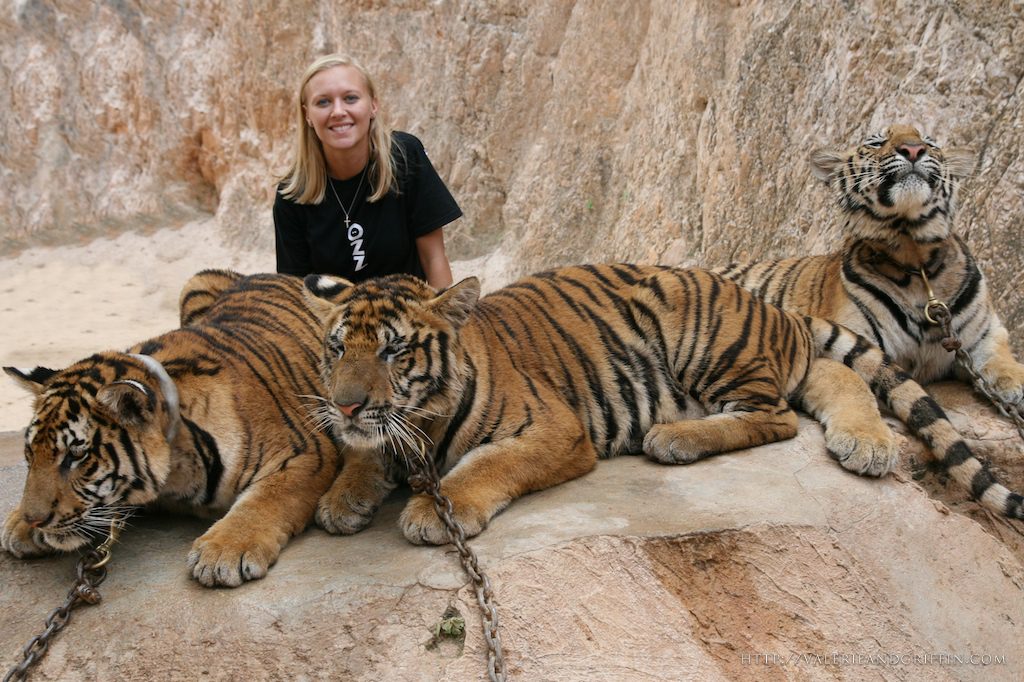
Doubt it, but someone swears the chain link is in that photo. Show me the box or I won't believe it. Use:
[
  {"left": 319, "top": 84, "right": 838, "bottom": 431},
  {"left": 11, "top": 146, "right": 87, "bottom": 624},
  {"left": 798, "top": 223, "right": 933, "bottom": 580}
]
[
  {"left": 4, "top": 521, "right": 121, "bottom": 682},
  {"left": 408, "top": 453, "right": 507, "bottom": 682}
]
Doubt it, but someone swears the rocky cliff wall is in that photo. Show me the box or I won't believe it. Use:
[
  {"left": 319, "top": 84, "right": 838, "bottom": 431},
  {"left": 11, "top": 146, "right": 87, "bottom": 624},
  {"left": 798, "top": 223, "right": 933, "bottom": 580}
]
[{"left": 2, "top": 0, "right": 1022, "bottom": 338}]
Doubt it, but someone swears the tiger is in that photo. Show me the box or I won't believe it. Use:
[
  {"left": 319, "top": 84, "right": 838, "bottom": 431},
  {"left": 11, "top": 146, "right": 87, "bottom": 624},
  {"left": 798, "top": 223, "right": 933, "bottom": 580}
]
[
  {"left": 301, "top": 264, "right": 1023, "bottom": 546},
  {"left": 716, "top": 124, "right": 1024, "bottom": 405},
  {"left": 1, "top": 270, "right": 339, "bottom": 587}
]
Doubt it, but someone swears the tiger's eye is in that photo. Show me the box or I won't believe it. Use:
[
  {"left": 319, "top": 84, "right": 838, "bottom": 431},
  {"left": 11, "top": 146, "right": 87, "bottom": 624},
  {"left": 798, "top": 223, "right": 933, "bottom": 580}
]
[{"left": 61, "top": 448, "right": 88, "bottom": 470}]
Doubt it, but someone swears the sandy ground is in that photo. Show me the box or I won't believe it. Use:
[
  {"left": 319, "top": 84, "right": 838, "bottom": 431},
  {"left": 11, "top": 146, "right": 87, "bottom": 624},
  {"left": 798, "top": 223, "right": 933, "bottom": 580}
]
[{"left": 0, "top": 218, "right": 510, "bottom": 433}]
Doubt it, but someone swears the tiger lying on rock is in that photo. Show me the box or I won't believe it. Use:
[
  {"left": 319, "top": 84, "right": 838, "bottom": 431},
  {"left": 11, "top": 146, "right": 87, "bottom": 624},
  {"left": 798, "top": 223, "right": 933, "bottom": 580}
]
[
  {"left": 1, "top": 271, "right": 339, "bottom": 587},
  {"left": 302, "top": 264, "right": 1023, "bottom": 545},
  {"left": 717, "top": 124, "right": 1024, "bottom": 404}
]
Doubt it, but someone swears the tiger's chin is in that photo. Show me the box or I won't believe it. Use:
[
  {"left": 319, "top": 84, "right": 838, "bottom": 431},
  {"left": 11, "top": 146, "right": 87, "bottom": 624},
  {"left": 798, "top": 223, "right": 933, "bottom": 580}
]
[
  {"left": 328, "top": 407, "right": 433, "bottom": 456},
  {"left": 330, "top": 428, "right": 424, "bottom": 463},
  {"left": 329, "top": 421, "right": 387, "bottom": 450},
  {"left": 886, "top": 176, "right": 933, "bottom": 214},
  {"left": 36, "top": 510, "right": 128, "bottom": 552}
]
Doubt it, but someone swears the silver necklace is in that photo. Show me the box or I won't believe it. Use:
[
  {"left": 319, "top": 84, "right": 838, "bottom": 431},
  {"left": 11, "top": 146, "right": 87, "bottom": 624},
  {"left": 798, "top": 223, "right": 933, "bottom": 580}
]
[{"left": 328, "top": 168, "right": 366, "bottom": 231}]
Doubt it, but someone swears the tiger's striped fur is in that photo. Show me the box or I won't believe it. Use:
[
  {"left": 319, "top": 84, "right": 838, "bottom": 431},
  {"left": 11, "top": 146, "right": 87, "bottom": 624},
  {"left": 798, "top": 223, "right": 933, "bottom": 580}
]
[
  {"left": 717, "top": 124, "right": 1024, "bottom": 402},
  {"left": 303, "top": 264, "right": 1023, "bottom": 545},
  {"left": 1, "top": 271, "right": 339, "bottom": 587}
]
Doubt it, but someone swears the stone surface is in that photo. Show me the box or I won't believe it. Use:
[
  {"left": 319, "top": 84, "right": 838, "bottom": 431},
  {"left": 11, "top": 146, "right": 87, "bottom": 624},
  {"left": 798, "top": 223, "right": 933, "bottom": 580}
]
[
  {"left": 2, "top": 387, "right": 1023, "bottom": 681},
  {"left": 2, "top": 1, "right": 1024, "bottom": 348}
]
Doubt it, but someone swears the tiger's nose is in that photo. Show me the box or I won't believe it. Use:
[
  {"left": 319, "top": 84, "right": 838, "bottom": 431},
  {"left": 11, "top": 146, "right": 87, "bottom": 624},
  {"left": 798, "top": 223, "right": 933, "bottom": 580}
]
[
  {"left": 23, "top": 511, "right": 52, "bottom": 528},
  {"left": 337, "top": 401, "right": 365, "bottom": 417},
  {"left": 334, "top": 386, "right": 368, "bottom": 417},
  {"left": 897, "top": 143, "right": 926, "bottom": 162}
]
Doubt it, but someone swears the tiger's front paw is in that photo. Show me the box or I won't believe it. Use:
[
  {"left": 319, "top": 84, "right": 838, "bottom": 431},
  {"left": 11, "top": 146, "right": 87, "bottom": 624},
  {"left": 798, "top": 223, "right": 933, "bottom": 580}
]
[
  {"left": 399, "top": 494, "right": 487, "bottom": 546},
  {"left": 986, "top": 367, "right": 1024, "bottom": 405},
  {"left": 187, "top": 525, "right": 285, "bottom": 588},
  {"left": 825, "top": 425, "right": 899, "bottom": 477},
  {"left": 1, "top": 508, "right": 51, "bottom": 558},
  {"left": 316, "top": 490, "right": 379, "bottom": 535},
  {"left": 643, "top": 424, "right": 705, "bottom": 464},
  {"left": 315, "top": 453, "right": 395, "bottom": 535}
]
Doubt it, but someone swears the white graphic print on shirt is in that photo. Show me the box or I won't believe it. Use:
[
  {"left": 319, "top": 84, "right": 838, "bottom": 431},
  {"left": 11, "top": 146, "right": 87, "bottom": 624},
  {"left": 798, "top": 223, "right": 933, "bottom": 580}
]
[{"left": 348, "top": 222, "right": 367, "bottom": 271}]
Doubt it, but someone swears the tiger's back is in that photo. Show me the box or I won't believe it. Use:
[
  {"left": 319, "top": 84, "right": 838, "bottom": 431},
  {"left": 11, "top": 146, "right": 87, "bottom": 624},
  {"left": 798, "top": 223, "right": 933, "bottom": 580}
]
[
  {"left": 467, "top": 264, "right": 816, "bottom": 458},
  {"left": 152, "top": 272, "right": 333, "bottom": 507},
  {"left": 717, "top": 254, "right": 845, "bottom": 321}
]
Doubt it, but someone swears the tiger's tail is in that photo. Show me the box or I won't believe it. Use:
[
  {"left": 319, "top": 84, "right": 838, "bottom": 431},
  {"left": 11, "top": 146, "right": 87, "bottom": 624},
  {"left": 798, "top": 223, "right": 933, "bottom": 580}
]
[
  {"left": 179, "top": 269, "right": 245, "bottom": 327},
  {"left": 806, "top": 316, "right": 1024, "bottom": 520}
]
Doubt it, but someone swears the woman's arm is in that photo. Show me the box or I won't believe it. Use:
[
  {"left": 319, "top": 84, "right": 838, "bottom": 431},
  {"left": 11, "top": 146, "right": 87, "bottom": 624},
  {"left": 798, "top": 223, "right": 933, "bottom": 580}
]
[
  {"left": 415, "top": 228, "right": 453, "bottom": 289},
  {"left": 274, "top": 194, "right": 312, "bottom": 276}
]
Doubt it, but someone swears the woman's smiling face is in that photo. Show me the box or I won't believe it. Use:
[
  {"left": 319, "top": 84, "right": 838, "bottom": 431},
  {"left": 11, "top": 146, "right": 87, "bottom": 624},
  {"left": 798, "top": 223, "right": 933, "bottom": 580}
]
[{"left": 304, "top": 65, "right": 379, "bottom": 161}]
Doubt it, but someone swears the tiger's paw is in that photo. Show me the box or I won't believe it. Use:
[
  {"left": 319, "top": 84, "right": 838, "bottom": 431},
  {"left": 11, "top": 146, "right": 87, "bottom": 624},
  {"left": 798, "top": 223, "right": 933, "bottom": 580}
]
[
  {"left": 399, "top": 494, "right": 486, "bottom": 546},
  {"left": 825, "top": 426, "right": 899, "bottom": 477},
  {"left": 643, "top": 424, "right": 705, "bottom": 464},
  {"left": 315, "top": 454, "right": 395, "bottom": 535},
  {"left": 315, "top": 490, "right": 378, "bottom": 535},
  {"left": 987, "top": 368, "right": 1024, "bottom": 405},
  {"left": 0, "top": 508, "right": 51, "bottom": 558},
  {"left": 187, "top": 527, "right": 283, "bottom": 588}
]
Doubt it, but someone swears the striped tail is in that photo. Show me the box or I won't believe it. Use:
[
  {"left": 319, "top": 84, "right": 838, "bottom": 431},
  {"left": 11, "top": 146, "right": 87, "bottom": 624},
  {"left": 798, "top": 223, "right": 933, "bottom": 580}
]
[{"left": 806, "top": 316, "right": 1024, "bottom": 521}]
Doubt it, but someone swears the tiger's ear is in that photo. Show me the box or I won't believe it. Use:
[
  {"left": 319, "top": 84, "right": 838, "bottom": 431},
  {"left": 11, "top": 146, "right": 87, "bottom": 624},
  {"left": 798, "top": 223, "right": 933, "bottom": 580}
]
[
  {"left": 4, "top": 366, "right": 57, "bottom": 396},
  {"left": 428, "top": 277, "right": 480, "bottom": 329},
  {"left": 97, "top": 380, "right": 155, "bottom": 428},
  {"left": 943, "top": 147, "right": 976, "bottom": 178},
  {"left": 809, "top": 149, "right": 846, "bottom": 182},
  {"left": 303, "top": 274, "right": 354, "bottom": 321}
]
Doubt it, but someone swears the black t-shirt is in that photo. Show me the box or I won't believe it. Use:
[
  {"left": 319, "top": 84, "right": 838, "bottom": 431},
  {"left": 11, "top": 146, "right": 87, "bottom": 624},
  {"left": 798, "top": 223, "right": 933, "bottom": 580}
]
[{"left": 274, "top": 131, "right": 462, "bottom": 280}]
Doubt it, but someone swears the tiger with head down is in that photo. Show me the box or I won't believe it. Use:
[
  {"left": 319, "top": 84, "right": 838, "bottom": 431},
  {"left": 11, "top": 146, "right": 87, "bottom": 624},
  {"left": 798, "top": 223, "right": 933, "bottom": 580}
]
[
  {"left": 2, "top": 271, "right": 339, "bottom": 587},
  {"left": 718, "top": 124, "right": 1024, "bottom": 403},
  {"left": 302, "top": 264, "right": 1023, "bottom": 545}
]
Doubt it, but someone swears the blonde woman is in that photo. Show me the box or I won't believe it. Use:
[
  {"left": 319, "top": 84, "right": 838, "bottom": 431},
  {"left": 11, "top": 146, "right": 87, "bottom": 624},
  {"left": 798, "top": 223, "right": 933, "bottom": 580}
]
[{"left": 275, "top": 54, "right": 460, "bottom": 288}]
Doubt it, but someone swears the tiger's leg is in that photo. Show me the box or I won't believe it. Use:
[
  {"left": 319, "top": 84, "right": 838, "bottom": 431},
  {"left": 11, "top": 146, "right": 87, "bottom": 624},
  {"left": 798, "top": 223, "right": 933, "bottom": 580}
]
[
  {"left": 975, "top": 326, "right": 1024, "bottom": 404},
  {"left": 399, "top": 414, "right": 597, "bottom": 545},
  {"left": 316, "top": 446, "right": 397, "bottom": 534},
  {"left": 797, "top": 358, "right": 898, "bottom": 476},
  {"left": 187, "top": 459, "right": 337, "bottom": 587},
  {"left": 643, "top": 398, "right": 799, "bottom": 464}
]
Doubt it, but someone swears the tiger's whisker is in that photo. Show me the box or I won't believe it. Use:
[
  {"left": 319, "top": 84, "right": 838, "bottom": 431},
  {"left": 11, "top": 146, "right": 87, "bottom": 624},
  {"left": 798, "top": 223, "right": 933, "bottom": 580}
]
[
  {"left": 392, "top": 412, "right": 432, "bottom": 446},
  {"left": 398, "top": 403, "right": 453, "bottom": 419}
]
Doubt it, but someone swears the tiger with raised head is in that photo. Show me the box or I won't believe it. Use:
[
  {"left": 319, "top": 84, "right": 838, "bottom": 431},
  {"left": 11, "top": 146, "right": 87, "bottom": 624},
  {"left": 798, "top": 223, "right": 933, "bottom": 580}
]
[
  {"left": 302, "top": 264, "right": 1023, "bottom": 545},
  {"left": 717, "top": 124, "right": 1024, "bottom": 403},
  {"left": 1, "top": 271, "right": 339, "bottom": 587}
]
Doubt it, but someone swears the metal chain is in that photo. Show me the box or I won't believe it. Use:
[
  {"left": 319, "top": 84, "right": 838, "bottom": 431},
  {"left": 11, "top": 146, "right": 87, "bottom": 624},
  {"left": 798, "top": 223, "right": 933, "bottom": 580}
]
[
  {"left": 920, "top": 268, "right": 1024, "bottom": 442},
  {"left": 407, "top": 452, "right": 507, "bottom": 682},
  {"left": 4, "top": 521, "right": 121, "bottom": 682},
  {"left": 926, "top": 301, "right": 1024, "bottom": 441}
]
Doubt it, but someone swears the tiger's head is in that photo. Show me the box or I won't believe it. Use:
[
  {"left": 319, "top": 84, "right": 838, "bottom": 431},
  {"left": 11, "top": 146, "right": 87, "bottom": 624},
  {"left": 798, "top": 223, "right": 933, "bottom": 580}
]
[
  {"left": 3, "top": 354, "right": 179, "bottom": 552},
  {"left": 302, "top": 274, "right": 480, "bottom": 457},
  {"left": 810, "top": 125, "right": 975, "bottom": 243}
]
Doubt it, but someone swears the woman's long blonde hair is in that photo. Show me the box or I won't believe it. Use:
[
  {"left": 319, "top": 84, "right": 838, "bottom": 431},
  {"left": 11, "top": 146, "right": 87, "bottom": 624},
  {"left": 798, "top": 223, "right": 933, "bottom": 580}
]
[{"left": 279, "top": 54, "right": 398, "bottom": 204}]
